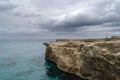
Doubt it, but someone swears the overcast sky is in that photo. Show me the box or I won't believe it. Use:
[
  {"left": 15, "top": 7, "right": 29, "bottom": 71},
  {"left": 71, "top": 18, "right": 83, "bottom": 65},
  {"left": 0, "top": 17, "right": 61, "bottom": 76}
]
[{"left": 0, "top": 0, "right": 120, "bottom": 39}]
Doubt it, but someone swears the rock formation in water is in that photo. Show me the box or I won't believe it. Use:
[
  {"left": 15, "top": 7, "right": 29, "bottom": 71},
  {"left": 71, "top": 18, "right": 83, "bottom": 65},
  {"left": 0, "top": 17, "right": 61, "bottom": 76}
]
[{"left": 44, "top": 39, "right": 120, "bottom": 80}]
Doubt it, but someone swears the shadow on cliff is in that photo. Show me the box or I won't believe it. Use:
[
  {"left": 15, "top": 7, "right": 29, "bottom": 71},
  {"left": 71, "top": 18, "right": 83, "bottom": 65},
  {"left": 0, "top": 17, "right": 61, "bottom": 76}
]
[{"left": 45, "top": 59, "right": 85, "bottom": 80}]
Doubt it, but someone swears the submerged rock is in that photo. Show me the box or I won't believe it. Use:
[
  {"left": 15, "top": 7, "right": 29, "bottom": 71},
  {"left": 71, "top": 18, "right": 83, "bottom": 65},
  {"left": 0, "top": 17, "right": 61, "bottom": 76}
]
[{"left": 44, "top": 39, "right": 120, "bottom": 80}]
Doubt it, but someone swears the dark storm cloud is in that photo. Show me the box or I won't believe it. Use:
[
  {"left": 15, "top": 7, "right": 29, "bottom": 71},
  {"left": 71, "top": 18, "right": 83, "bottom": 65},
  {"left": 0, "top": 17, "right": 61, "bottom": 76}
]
[{"left": 42, "top": 12, "right": 120, "bottom": 32}]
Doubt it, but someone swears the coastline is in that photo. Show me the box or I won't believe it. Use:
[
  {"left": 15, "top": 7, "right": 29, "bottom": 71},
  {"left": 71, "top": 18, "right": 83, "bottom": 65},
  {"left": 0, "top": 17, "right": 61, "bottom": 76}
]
[{"left": 44, "top": 38, "right": 120, "bottom": 80}]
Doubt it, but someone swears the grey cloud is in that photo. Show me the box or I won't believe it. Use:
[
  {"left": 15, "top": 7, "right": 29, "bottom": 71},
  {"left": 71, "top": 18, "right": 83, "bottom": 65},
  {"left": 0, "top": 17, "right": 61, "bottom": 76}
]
[
  {"left": 42, "top": 12, "right": 120, "bottom": 32},
  {"left": 13, "top": 12, "right": 41, "bottom": 17},
  {"left": 114, "top": 1, "right": 120, "bottom": 14},
  {"left": 104, "top": 21, "right": 120, "bottom": 27},
  {"left": 39, "top": 0, "right": 120, "bottom": 33},
  {"left": 0, "top": 0, "right": 9, "bottom": 2},
  {"left": 1, "top": 0, "right": 120, "bottom": 39},
  {"left": 0, "top": 1, "right": 17, "bottom": 11}
]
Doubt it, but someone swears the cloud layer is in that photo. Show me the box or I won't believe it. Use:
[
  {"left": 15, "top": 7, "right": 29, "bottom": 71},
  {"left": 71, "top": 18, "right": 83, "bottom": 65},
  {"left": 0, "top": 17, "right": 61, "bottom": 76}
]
[
  {"left": 0, "top": 0, "right": 17, "bottom": 11},
  {"left": 0, "top": 0, "right": 120, "bottom": 39}
]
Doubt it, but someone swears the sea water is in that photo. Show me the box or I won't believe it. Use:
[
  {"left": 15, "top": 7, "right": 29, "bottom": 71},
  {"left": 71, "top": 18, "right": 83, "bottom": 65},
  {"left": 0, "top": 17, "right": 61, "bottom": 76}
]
[{"left": 0, "top": 39, "right": 83, "bottom": 80}]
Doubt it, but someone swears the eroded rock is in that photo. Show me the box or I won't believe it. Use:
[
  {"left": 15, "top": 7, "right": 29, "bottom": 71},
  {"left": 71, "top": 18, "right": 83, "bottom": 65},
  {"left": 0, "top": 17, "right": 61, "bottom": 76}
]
[{"left": 44, "top": 39, "right": 120, "bottom": 80}]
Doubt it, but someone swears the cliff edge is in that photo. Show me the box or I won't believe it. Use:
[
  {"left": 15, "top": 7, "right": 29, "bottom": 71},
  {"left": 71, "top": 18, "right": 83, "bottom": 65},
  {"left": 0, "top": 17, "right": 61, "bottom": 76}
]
[{"left": 44, "top": 39, "right": 120, "bottom": 80}]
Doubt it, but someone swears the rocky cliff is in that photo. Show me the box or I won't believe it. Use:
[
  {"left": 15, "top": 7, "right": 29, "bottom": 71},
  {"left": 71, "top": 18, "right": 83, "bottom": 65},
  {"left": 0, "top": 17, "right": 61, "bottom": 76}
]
[{"left": 44, "top": 39, "right": 120, "bottom": 80}]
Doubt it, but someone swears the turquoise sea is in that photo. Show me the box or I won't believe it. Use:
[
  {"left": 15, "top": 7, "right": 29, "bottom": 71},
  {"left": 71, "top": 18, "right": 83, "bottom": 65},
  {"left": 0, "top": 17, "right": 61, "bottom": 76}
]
[{"left": 0, "top": 39, "right": 84, "bottom": 80}]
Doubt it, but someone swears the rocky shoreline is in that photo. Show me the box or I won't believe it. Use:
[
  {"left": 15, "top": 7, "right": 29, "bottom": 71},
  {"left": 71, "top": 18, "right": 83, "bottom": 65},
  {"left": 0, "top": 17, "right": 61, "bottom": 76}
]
[{"left": 44, "top": 39, "right": 120, "bottom": 80}]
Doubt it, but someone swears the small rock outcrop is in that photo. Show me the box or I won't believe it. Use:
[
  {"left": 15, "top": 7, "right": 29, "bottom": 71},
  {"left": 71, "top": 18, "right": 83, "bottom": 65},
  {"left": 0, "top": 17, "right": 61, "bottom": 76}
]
[{"left": 44, "top": 39, "right": 120, "bottom": 80}]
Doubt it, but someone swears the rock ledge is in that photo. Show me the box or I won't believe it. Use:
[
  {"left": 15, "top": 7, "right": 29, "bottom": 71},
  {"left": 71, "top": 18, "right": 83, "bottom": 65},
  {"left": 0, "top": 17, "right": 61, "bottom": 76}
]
[{"left": 44, "top": 39, "right": 120, "bottom": 80}]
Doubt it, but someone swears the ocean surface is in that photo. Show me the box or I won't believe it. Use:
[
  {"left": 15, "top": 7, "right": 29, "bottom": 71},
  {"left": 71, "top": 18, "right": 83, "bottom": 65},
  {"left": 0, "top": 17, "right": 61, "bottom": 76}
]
[{"left": 0, "top": 39, "right": 84, "bottom": 80}]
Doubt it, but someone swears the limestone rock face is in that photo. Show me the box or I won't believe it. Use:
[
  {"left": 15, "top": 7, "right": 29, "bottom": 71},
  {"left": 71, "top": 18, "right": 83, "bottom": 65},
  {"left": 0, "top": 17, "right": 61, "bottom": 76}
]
[{"left": 44, "top": 39, "right": 120, "bottom": 80}]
